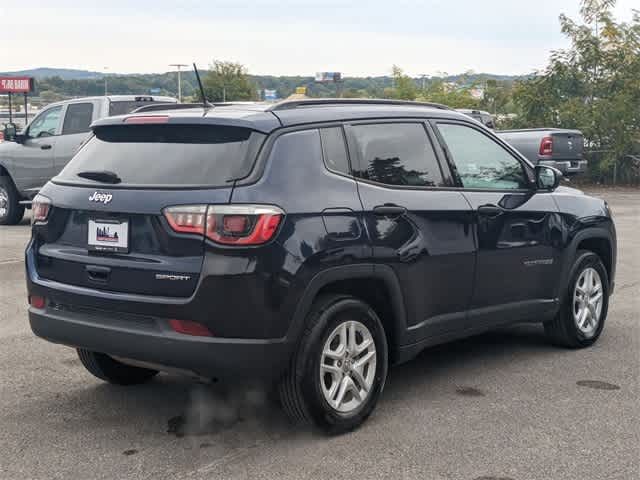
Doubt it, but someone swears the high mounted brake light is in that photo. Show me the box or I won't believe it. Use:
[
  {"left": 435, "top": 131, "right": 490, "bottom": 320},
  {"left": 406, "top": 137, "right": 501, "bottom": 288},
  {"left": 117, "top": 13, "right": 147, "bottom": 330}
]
[
  {"left": 124, "top": 115, "right": 169, "bottom": 124},
  {"left": 163, "top": 204, "right": 284, "bottom": 246}
]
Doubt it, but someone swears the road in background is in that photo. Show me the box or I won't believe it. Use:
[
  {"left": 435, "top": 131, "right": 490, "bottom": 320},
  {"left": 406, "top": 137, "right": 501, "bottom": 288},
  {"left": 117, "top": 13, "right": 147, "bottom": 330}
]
[{"left": 1, "top": 190, "right": 638, "bottom": 480}]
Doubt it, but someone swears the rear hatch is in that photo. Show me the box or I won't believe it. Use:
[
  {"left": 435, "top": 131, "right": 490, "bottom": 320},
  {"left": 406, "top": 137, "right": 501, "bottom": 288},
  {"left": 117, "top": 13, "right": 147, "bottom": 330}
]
[
  {"left": 550, "top": 131, "right": 583, "bottom": 160},
  {"left": 34, "top": 121, "right": 265, "bottom": 297}
]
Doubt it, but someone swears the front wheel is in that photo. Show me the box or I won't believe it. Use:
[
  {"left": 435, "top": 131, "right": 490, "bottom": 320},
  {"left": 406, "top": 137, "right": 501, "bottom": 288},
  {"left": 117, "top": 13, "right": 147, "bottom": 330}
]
[
  {"left": 0, "top": 176, "right": 25, "bottom": 225},
  {"left": 279, "top": 295, "right": 388, "bottom": 434},
  {"left": 544, "top": 250, "right": 609, "bottom": 348}
]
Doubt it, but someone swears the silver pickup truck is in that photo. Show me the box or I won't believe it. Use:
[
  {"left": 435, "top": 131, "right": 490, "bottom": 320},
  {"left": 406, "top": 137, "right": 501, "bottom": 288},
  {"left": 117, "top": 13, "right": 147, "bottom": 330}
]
[{"left": 0, "top": 95, "right": 176, "bottom": 224}]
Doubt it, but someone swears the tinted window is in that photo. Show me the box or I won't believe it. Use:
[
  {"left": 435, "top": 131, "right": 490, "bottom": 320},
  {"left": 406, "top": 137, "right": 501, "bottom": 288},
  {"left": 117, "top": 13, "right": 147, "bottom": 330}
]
[
  {"left": 62, "top": 103, "right": 94, "bottom": 135},
  {"left": 57, "top": 125, "right": 265, "bottom": 187},
  {"left": 28, "top": 106, "right": 62, "bottom": 138},
  {"left": 109, "top": 101, "right": 171, "bottom": 116},
  {"left": 320, "top": 127, "right": 349, "bottom": 175},
  {"left": 437, "top": 123, "right": 528, "bottom": 190},
  {"left": 351, "top": 123, "right": 444, "bottom": 187}
]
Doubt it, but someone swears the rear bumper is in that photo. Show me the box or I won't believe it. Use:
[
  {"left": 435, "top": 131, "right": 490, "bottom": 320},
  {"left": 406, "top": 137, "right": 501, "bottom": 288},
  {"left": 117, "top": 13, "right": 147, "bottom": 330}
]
[
  {"left": 25, "top": 242, "right": 293, "bottom": 380},
  {"left": 28, "top": 305, "right": 291, "bottom": 380},
  {"left": 539, "top": 159, "right": 588, "bottom": 175}
]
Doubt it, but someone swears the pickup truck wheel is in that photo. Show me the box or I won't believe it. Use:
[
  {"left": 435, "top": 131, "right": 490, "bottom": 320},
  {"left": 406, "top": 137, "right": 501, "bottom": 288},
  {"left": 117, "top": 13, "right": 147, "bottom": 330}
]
[
  {"left": 0, "top": 176, "right": 25, "bottom": 225},
  {"left": 544, "top": 250, "right": 609, "bottom": 348},
  {"left": 278, "top": 294, "right": 388, "bottom": 434},
  {"left": 77, "top": 349, "right": 158, "bottom": 385}
]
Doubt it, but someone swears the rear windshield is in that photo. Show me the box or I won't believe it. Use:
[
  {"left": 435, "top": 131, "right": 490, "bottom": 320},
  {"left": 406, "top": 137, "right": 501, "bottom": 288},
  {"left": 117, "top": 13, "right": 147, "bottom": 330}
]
[
  {"left": 56, "top": 125, "right": 265, "bottom": 187},
  {"left": 109, "top": 101, "right": 172, "bottom": 116}
]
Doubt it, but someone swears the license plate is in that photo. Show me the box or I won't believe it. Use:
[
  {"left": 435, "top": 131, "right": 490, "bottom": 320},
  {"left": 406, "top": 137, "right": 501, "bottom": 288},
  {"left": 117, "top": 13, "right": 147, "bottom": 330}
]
[{"left": 88, "top": 219, "right": 129, "bottom": 253}]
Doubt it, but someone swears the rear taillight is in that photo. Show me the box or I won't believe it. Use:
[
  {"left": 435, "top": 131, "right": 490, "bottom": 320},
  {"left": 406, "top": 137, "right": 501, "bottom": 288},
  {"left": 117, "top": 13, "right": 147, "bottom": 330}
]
[
  {"left": 163, "top": 204, "right": 284, "bottom": 246},
  {"left": 163, "top": 205, "right": 207, "bottom": 235},
  {"left": 31, "top": 194, "right": 51, "bottom": 224},
  {"left": 539, "top": 136, "right": 553, "bottom": 156}
]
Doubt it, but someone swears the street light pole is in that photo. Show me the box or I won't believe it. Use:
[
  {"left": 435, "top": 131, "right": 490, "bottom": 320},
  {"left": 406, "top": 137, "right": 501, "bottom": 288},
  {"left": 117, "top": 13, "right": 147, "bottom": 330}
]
[{"left": 169, "top": 64, "right": 187, "bottom": 102}]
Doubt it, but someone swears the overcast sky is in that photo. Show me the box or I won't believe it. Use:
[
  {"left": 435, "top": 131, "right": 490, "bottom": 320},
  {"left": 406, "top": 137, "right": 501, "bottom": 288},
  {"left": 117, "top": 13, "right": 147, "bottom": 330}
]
[{"left": 3, "top": 0, "right": 637, "bottom": 76}]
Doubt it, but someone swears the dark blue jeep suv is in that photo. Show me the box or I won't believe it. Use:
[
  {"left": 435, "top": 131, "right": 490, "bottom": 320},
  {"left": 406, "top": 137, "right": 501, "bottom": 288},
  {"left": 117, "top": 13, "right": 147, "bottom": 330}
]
[{"left": 26, "top": 99, "right": 616, "bottom": 432}]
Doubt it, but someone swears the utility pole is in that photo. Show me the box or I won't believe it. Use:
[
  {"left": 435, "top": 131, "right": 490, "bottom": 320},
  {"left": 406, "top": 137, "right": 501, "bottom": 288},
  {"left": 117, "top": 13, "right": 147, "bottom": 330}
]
[
  {"left": 104, "top": 67, "right": 109, "bottom": 96},
  {"left": 420, "top": 74, "right": 427, "bottom": 91},
  {"left": 169, "top": 64, "right": 187, "bottom": 102}
]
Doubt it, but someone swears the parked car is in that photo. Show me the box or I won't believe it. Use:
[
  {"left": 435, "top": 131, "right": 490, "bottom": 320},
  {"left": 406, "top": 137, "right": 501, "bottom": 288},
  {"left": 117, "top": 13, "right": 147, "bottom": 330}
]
[
  {"left": 456, "top": 109, "right": 496, "bottom": 129},
  {"left": 496, "top": 128, "right": 587, "bottom": 176},
  {"left": 26, "top": 99, "right": 616, "bottom": 433},
  {"left": 0, "top": 95, "right": 177, "bottom": 224}
]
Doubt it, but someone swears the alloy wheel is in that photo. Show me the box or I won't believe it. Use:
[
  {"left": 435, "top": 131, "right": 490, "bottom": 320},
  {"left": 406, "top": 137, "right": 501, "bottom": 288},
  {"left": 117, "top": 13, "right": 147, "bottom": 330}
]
[{"left": 320, "top": 320, "right": 377, "bottom": 413}]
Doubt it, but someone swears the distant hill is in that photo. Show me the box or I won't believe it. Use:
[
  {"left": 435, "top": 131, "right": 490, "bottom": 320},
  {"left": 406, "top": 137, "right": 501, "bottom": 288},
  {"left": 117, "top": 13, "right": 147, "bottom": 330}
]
[
  {"left": 0, "top": 68, "right": 108, "bottom": 80},
  {"left": 0, "top": 68, "right": 526, "bottom": 104},
  {"left": 1, "top": 68, "right": 524, "bottom": 83}
]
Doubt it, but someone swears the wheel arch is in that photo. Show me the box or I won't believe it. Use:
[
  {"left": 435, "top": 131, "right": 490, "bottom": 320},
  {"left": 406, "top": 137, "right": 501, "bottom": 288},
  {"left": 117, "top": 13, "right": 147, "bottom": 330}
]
[
  {"left": 557, "top": 227, "right": 615, "bottom": 298},
  {"left": 287, "top": 264, "right": 407, "bottom": 364}
]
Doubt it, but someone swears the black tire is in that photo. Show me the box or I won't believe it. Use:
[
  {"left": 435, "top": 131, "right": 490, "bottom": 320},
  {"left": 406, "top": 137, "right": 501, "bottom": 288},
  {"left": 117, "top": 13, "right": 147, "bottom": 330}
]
[
  {"left": 77, "top": 349, "right": 158, "bottom": 385},
  {"left": 278, "top": 294, "right": 389, "bottom": 434},
  {"left": 544, "top": 250, "right": 609, "bottom": 348},
  {"left": 0, "top": 175, "right": 25, "bottom": 225}
]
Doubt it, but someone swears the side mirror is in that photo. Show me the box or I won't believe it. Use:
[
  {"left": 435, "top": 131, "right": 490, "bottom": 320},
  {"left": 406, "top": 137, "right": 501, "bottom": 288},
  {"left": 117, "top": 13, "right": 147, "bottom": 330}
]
[
  {"left": 535, "top": 165, "right": 562, "bottom": 191},
  {"left": 2, "top": 123, "right": 17, "bottom": 142}
]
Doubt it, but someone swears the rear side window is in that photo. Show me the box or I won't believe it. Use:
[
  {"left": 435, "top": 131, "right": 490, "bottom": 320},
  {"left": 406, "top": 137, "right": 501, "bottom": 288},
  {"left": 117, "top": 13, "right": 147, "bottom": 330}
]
[
  {"left": 351, "top": 123, "right": 444, "bottom": 187},
  {"left": 320, "top": 127, "right": 350, "bottom": 175},
  {"left": 62, "top": 103, "right": 94, "bottom": 135},
  {"left": 57, "top": 125, "right": 265, "bottom": 187}
]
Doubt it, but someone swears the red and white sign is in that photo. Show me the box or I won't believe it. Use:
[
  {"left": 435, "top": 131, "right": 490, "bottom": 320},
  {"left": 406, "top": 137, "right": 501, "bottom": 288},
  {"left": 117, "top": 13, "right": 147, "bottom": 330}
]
[{"left": 0, "top": 76, "right": 33, "bottom": 93}]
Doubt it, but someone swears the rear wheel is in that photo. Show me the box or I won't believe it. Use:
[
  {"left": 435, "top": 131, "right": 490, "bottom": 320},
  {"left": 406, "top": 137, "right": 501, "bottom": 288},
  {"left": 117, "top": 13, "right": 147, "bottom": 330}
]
[
  {"left": 544, "top": 250, "right": 609, "bottom": 348},
  {"left": 77, "top": 349, "right": 158, "bottom": 385},
  {"left": 279, "top": 295, "right": 388, "bottom": 434},
  {"left": 0, "top": 176, "right": 25, "bottom": 225}
]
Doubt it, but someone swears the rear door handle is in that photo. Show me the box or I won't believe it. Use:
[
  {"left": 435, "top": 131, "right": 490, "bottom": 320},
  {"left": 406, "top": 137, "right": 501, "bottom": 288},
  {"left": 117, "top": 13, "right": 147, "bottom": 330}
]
[
  {"left": 40, "top": 144, "right": 52, "bottom": 150},
  {"left": 373, "top": 204, "right": 407, "bottom": 216},
  {"left": 478, "top": 204, "right": 504, "bottom": 218}
]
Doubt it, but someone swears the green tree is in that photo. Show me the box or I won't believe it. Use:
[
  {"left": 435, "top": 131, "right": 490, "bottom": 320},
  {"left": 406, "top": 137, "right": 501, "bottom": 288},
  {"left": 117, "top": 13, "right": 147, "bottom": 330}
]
[
  {"left": 512, "top": 1, "right": 640, "bottom": 183},
  {"left": 202, "top": 60, "right": 256, "bottom": 102},
  {"left": 417, "top": 75, "right": 480, "bottom": 109},
  {"left": 388, "top": 65, "right": 418, "bottom": 100}
]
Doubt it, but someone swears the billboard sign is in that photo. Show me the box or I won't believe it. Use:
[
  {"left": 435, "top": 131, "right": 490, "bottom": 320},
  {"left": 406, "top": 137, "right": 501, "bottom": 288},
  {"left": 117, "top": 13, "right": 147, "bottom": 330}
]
[
  {"left": 263, "top": 89, "right": 278, "bottom": 101},
  {"left": 315, "top": 72, "right": 342, "bottom": 83},
  {"left": 0, "top": 77, "right": 34, "bottom": 94}
]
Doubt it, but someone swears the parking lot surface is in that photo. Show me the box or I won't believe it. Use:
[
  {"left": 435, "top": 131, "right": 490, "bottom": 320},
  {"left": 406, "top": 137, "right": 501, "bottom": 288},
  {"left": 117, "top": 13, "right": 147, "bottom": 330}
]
[{"left": 1, "top": 189, "right": 638, "bottom": 480}]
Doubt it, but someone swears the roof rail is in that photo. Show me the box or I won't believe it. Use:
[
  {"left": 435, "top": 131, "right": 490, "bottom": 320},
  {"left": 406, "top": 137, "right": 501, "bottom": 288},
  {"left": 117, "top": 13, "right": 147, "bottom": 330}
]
[
  {"left": 131, "top": 103, "right": 206, "bottom": 113},
  {"left": 267, "top": 98, "right": 450, "bottom": 111}
]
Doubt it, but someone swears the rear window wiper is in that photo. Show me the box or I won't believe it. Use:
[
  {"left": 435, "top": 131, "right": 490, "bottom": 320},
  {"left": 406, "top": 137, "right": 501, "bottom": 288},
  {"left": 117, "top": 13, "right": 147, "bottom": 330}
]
[{"left": 76, "top": 170, "right": 122, "bottom": 184}]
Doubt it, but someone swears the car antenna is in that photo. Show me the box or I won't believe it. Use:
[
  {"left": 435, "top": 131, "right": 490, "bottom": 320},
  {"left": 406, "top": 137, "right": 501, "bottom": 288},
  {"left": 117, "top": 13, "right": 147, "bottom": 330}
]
[{"left": 193, "top": 63, "right": 213, "bottom": 109}]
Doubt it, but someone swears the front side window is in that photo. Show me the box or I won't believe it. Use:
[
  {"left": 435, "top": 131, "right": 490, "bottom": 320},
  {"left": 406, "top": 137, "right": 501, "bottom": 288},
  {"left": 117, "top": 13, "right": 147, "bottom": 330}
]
[
  {"left": 28, "top": 106, "right": 63, "bottom": 138},
  {"left": 62, "top": 103, "right": 94, "bottom": 135},
  {"left": 437, "top": 123, "right": 528, "bottom": 190},
  {"left": 351, "top": 123, "right": 444, "bottom": 187}
]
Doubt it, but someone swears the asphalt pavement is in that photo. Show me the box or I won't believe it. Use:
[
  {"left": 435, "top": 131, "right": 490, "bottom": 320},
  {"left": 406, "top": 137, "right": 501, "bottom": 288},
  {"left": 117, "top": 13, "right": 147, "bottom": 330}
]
[{"left": 1, "top": 189, "right": 638, "bottom": 480}]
